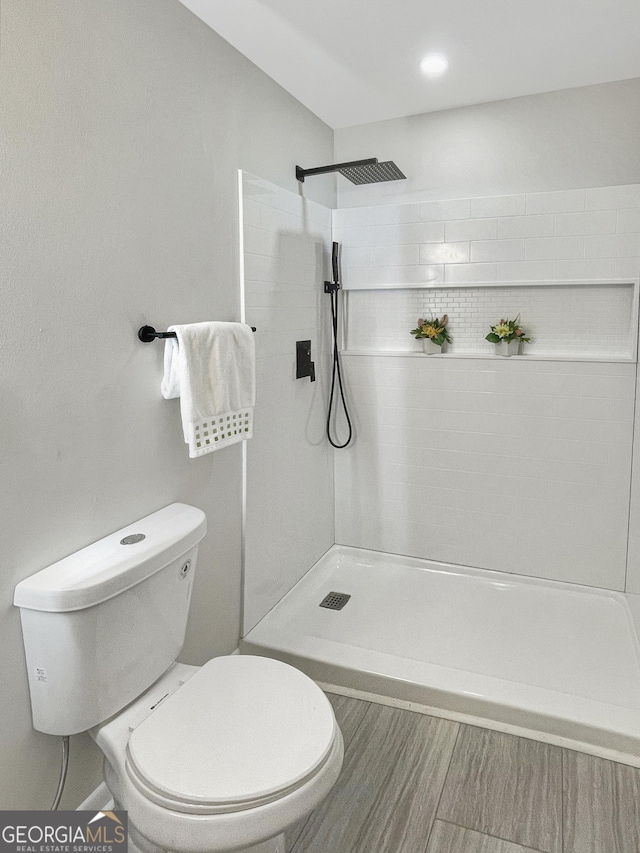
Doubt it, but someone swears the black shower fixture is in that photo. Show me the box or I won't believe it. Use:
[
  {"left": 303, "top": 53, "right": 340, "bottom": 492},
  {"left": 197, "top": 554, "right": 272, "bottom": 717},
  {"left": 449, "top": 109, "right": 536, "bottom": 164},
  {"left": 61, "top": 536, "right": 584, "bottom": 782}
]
[
  {"left": 325, "top": 241, "right": 353, "bottom": 449},
  {"left": 296, "top": 158, "right": 406, "bottom": 185}
]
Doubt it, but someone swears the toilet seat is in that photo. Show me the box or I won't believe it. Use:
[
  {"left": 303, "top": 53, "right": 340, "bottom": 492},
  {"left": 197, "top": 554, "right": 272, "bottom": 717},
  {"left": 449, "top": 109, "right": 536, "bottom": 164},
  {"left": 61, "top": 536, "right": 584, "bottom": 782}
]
[{"left": 125, "top": 655, "right": 338, "bottom": 816}]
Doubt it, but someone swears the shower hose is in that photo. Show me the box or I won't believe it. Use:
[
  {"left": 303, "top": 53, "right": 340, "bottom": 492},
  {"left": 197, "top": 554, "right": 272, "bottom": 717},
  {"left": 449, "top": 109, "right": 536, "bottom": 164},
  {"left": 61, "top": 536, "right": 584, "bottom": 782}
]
[{"left": 326, "top": 277, "right": 353, "bottom": 449}]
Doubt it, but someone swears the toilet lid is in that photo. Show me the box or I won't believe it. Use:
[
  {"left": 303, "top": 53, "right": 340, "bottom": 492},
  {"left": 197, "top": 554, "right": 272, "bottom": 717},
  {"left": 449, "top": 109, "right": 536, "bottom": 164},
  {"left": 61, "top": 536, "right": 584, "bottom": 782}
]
[{"left": 125, "top": 655, "right": 337, "bottom": 813}]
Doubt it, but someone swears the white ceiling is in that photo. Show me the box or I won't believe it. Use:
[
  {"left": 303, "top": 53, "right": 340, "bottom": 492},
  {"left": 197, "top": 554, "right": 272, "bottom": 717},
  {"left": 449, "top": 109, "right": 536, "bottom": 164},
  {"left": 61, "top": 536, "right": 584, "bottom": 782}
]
[{"left": 178, "top": 0, "right": 640, "bottom": 129}]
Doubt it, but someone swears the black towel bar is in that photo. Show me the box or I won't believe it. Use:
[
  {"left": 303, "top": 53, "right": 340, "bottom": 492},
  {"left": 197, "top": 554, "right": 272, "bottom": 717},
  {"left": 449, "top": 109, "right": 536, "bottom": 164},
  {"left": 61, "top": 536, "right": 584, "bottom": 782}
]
[{"left": 138, "top": 324, "right": 256, "bottom": 342}]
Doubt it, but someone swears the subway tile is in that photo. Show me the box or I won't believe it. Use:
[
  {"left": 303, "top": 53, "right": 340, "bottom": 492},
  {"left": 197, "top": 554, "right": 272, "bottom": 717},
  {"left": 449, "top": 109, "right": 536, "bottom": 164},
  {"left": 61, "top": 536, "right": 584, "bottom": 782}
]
[
  {"left": 244, "top": 284, "right": 317, "bottom": 310},
  {"left": 243, "top": 180, "right": 280, "bottom": 208},
  {"left": 420, "top": 242, "right": 470, "bottom": 264},
  {"left": 244, "top": 252, "right": 276, "bottom": 282},
  {"left": 496, "top": 260, "right": 555, "bottom": 281},
  {"left": 525, "top": 236, "right": 584, "bottom": 260},
  {"left": 395, "top": 221, "right": 445, "bottom": 244},
  {"left": 336, "top": 203, "right": 424, "bottom": 227},
  {"left": 420, "top": 198, "right": 471, "bottom": 221},
  {"left": 304, "top": 199, "right": 331, "bottom": 227},
  {"left": 369, "top": 202, "right": 422, "bottom": 225},
  {"left": 243, "top": 225, "right": 279, "bottom": 257},
  {"left": 333, "top": 207, "right": 376, "bottom": 229},
  {"left": 347, "top": 224, "right": 397, "bottom": 247},
  {"left": 445, "top": 218, "right": 498, "bottom": 241},
  {"left": 247, "top": 305, "right": 317, "bottom": 333},
  {"left": 395, "top": 264, "right": 445, "bottom": 284},
  {"left": 471, "top": 194, "right": 526, "bottom": 218},
  {"left": 586, "top": 183, "right": 640, "bottom": 210},
  {"left": 555, "top": 210, "right": 617, "bottom": 236},
  {"left": 553, "top": 259, "right": 617, "bottom": 280},
  {"left": 497, "top": 214, "right": 555, "bottom": 239},
  {"left": 242, "top": 175, "right": 269, "bottom": 198},
  {"left": 526, "top": 188, "right": 586, "bottom": 214},
  {"left": 347, "top": 264, "right": 444, "bottom": 287},
  {"left": 347, "top": 265, "right": 399, "bottom": 286},
  {"left": 584, "top": 233, "right": 640, "bottom": 258},
  {"left": 242, "top": 198, "right": 263, "bottom": 228},
  {"left": 371, "top": 244, "right": 420, "bottom": 266},
  {"left": 444, "top": 262, "right": 497, "bottom": 282},
  {"left": 344, "top": 279, "right": 634, "bottom": 357},
  {"left": 260, "top": 203, "right": 305, "bottom": 235},
  {"left": 331, "top": 208, "right": 351, "bottom": 233},
  {"left": 278, "top": 190, "right": 305, "bottom": 217},
  {"left": 342, "top": 247, "right": 372, "bottom": 268},
  {"left": 470, "top": 239, "right": 525, "bottom": 263}
]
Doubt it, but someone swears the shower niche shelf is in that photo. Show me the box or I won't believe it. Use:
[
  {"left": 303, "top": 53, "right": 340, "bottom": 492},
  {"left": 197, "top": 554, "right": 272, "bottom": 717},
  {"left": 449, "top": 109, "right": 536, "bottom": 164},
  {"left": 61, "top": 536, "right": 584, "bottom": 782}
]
[
  {"left": 341, "top": 278, "right": 639, "bottom": 364},
  {"left": 340, "top": 350, "right": 637, "bottom": 364},
  {"left": 340, "top": 278, "right": 637, "bottom": 291}
]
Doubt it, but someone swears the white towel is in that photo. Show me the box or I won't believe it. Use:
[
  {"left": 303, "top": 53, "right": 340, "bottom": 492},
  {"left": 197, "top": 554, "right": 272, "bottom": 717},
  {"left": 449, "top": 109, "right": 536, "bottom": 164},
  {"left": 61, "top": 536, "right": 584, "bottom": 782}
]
[{"left": 161, "top": 322, "right": 256, "bottom": 458}]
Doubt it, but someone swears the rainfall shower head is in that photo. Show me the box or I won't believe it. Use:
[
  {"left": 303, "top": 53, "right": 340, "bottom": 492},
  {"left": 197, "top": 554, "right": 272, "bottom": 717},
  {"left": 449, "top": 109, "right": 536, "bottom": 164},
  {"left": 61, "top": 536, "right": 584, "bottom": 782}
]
[{"left": 296, "top": 158, "right": 406, "bottom": 185}]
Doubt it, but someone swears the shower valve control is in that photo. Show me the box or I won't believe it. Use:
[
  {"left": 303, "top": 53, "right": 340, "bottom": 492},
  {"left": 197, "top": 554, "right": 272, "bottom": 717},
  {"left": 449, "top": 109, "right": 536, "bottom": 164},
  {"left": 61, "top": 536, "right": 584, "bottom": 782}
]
[{"left": 296, "top": 340, "right": 315, "bottom": 382}]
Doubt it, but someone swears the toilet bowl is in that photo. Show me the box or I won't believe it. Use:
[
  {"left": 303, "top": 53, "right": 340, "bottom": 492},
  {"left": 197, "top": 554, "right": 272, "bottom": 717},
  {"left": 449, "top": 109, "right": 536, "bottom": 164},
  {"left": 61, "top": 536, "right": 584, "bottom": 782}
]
[
  {"left": 13, "top": 504, "right": 344, "bottom": 853},
  {"left": 91, "top": 656, "right": 344, "bottom": 853}
]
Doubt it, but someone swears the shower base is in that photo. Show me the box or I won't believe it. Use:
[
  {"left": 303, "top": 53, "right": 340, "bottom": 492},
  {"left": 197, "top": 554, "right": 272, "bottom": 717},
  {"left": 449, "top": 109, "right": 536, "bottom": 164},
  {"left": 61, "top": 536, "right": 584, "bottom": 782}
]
[{"left": 241, "top": 546, "right": 640, "bottom": 766}]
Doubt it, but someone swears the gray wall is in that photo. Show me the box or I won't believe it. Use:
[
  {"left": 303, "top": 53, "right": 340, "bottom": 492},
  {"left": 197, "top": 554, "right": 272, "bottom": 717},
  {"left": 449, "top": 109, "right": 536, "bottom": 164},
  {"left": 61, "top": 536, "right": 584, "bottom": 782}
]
[
  {"left": 335, "top": 78, "right": 640, "bottom": 207},
  {"left": 0, "top": 0, "right": 333, "bottom": 809}
]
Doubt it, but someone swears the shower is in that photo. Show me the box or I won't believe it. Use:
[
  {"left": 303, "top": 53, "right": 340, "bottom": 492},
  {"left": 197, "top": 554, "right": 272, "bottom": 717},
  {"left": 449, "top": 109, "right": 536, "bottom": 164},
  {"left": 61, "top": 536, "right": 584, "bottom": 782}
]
[
  {"left": 297, "top": 157, "right": 406, "bottom": 447},
  {"left": 324, "top": 241, "right": 352, "bottom": 448}
]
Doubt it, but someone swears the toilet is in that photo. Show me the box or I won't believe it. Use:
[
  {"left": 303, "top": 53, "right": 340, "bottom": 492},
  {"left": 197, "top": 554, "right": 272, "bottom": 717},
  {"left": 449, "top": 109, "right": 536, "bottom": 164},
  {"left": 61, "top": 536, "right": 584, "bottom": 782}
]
[{"left": 14, "top": 504, "right": 344, "bottom": 853}]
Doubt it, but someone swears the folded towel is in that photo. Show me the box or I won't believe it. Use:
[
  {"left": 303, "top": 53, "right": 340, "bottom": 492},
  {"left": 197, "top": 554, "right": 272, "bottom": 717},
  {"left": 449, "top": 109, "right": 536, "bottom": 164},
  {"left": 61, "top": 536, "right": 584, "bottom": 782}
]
[{"left": 161, "top": 322, "right": 256, "bottom": 457}]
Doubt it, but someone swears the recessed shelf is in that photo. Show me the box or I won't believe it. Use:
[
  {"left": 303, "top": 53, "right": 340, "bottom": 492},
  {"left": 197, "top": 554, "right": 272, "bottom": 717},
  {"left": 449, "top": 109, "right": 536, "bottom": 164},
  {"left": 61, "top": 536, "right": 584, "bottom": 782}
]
[
  {"left": 342, "top": 278, "right": 637, "bottom": 291},
  {"left": 342, "top": 278, "right": 639, "bottom": 363},
  {"left": 341, "top": 350, "right": 637, "bottom": 364}
]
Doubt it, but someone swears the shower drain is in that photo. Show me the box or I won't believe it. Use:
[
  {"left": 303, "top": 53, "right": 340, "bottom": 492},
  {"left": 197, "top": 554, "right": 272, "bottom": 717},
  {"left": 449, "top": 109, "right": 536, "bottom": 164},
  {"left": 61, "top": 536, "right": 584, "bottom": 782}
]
[{"left": 319, "top": 591, "right": 351, "bottom": 610}]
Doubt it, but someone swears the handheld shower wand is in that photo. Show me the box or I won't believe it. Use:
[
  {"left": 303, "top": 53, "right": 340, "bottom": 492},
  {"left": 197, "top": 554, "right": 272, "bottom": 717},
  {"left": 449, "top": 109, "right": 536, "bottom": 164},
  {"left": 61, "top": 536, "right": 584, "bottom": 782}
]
[{"left": 325, "top": 242, "right": 353, "bottom": 449}]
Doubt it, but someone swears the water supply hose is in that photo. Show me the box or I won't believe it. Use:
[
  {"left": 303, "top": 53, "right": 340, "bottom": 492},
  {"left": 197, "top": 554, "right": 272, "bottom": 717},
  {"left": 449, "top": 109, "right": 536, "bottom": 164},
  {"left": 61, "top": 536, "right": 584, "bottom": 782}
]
[{"left": 51, "top": 736, "right": 70, "bottom": 810}]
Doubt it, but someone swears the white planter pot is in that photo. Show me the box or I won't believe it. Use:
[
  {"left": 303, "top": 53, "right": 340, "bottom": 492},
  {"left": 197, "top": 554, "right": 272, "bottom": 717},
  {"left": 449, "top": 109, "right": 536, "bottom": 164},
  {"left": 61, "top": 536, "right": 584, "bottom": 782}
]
[
  {"left": 422, "top": 339, "right": 443, "bottom": 354},
  {"left": 495, "top": 339, "right": 521, "bottom": 356}
]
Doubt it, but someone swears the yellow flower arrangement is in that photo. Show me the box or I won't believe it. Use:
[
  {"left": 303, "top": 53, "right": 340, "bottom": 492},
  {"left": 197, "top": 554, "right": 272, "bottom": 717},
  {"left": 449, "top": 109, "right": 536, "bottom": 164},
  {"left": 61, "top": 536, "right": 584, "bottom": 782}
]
[
  {"left": 486, "top": 315, "right": 530, "bottom": 344},
  {"left": 410, "top": 315, "right": 452, "bottom": 346}
]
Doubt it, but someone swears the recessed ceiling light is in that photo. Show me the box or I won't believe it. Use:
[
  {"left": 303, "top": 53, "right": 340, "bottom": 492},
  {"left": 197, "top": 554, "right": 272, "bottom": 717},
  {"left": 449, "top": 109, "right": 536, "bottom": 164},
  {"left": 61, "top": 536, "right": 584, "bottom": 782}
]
[{"left": 420, "top": 54, "right": 449, "bottom": 77}]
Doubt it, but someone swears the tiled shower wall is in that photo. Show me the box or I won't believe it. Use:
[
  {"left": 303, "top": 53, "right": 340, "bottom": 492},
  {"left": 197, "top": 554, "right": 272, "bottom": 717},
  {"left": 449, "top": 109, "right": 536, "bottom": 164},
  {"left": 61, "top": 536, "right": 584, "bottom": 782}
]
[
  {"left": 335, "top": 355, "right": 635, "bottom": 590},
  {"left": 335, "top": 184, "right": 640, "bottom": 359},
  {"left": 333, "top": 184, "right": 640, "bottom": 592},
  {"left": 241, "top": 173, "right": 334, "bottom": 633},
  {"left": 334, "top": 185, "right": 640, "bottom": 288},
  {"left": 242, "top": 178, "right": 640, "bottom": 604}
]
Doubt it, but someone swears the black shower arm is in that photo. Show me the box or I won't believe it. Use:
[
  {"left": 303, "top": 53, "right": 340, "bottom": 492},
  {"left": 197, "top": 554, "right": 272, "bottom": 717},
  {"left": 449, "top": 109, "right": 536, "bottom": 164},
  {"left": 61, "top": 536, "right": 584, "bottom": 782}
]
[{"left": 296, "top": 158, "right": 377, "bottom": 182}]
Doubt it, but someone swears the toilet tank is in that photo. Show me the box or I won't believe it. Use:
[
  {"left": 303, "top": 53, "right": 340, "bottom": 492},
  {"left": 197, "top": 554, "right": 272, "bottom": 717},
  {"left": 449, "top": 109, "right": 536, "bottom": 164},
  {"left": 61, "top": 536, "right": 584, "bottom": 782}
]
[{"left": 14, "top": 503, "right": 207, "bottom": 735}]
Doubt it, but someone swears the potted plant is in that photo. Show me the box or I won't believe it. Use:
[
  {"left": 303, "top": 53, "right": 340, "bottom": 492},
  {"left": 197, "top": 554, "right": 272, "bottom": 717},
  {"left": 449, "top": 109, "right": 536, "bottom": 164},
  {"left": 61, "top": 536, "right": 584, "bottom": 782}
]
[
  {"left": 410, "top": 315, "right": 452, "bottom": 354},
  {"left": 486, "top": 315, "right": 530, "bottom": 356}
]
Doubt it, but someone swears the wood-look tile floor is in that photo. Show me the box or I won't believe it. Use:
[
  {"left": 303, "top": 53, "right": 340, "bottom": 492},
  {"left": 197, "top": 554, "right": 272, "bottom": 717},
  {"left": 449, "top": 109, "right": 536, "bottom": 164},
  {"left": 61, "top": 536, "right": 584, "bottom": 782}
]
[{"left": 288, "top": 693, "right": 640, "bottom": 853}]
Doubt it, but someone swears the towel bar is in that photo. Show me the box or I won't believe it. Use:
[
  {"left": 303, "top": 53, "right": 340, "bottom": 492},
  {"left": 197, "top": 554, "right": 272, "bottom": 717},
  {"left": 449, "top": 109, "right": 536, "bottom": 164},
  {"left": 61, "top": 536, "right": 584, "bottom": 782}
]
[{"left": 138, "top": 324, "right": 256, "bottom": 342}]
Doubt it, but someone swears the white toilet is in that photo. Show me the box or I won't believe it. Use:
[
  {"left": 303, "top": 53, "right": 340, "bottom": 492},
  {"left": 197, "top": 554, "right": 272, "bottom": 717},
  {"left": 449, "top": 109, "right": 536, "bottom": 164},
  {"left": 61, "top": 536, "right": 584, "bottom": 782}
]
[{"left": 14, "top": 504, "right": 343, "bottom": 853}]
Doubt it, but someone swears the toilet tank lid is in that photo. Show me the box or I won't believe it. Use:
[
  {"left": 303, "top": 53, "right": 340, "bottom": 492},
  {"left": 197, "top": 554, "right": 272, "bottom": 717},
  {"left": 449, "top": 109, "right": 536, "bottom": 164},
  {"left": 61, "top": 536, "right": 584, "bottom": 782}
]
[{"left": 14, "top": 504, "right": 207, "bottom": 613}]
